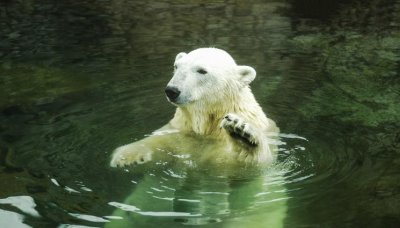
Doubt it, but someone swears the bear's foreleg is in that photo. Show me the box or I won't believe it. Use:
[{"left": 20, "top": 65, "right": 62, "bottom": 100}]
[
  {"left": 110, "top": 130, "right": 180, "bottom": 167},
  {"left": 110, "top": 141, "right": 153, "bottom": 167},
  {"left": 220, "top": 113, "right": 276, "bottom": 164}
]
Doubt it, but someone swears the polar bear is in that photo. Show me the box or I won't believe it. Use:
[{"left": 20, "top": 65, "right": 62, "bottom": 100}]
[
  {"left": 110, "top": 48, "right": 278, "bottom": 168},
  {"left": 106, "top": 48, "right": 286, "bottom": 227}
]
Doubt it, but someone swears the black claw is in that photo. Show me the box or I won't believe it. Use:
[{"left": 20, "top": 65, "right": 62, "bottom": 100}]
[
  {"left": 234, "top": 126, "right": 242, "bottom": 134},
  {"left": 229, "top": 131, "right": 258, "bottom": 147}
]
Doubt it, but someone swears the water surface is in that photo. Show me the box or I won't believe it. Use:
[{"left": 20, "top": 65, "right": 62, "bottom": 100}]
[{"left": 1, "top": 0, "right": 399, "bottom": 227}]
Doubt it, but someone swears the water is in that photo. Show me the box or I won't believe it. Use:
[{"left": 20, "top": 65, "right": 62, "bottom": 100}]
[{"left": 1, "top": 0, "right": 399, "bottom": 227}]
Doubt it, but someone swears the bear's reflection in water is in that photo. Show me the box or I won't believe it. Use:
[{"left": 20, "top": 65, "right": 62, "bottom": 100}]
[{"left": 106, "top": 134, "right": 288, "bottom": 228}]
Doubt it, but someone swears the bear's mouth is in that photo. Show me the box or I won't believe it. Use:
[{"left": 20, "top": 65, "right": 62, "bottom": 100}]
[
  {"left": 166, "top": 95, "right": 194, "bottom": 107},
  {"left": 166, "top": 98, "right": 180, "bottom": 105},
  {"left": 166, "top": 98, "right": 188, "bottom": 106}
]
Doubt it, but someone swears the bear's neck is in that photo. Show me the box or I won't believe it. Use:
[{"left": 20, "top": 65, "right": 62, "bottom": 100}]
[{"left": 169, "top": 87, "right": 267, "bottom": 136}]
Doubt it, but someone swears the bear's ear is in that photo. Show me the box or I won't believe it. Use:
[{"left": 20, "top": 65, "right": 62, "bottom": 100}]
[
  {"left": 237, "top": 66, "right": 256, "bottom": 85},
  {"left": 175, "top": 52, "right": 187, "bottom": 62}
]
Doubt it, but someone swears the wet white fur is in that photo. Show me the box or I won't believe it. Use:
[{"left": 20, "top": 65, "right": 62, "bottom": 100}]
[{"left": 110, "top": 48, "right": 278, "bottom": 167}]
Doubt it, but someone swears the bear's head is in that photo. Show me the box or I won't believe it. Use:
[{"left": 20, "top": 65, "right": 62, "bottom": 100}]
[{"left": 165, "top": 48, "right": 256, "bottom": 106}]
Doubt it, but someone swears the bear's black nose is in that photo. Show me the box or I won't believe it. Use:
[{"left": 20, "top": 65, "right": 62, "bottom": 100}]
[{"left": 165, "top": 86, "right": 181, "bottom": 101}]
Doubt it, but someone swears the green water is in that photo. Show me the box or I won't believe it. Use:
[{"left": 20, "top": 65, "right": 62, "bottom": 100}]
[{"left": 1, "top": 0, "right": 399, "bottom": 227}]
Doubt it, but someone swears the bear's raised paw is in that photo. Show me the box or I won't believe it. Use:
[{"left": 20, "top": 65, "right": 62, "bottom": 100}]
[{"left": 221, "top": 113, "right": 258, "bottom": 147}]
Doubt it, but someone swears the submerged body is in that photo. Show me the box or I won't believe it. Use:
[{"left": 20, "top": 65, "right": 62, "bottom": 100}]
[{"left": 106, "top": 163, "right": 288, "bottom": 227}]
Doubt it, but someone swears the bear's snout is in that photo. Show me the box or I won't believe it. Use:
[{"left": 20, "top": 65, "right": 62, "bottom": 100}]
[{"left": 165, "top": 86, "right": 181, "bottom": 102}]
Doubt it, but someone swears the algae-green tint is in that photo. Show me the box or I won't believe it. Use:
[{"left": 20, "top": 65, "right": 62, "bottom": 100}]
[{"left": 1, "top": 0, "right": 399, "bottom": 227}]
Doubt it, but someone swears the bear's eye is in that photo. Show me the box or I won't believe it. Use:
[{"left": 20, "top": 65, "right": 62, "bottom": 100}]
[
  {"left": 174, "top": 65, "right": 178, "bottom": 70},
  {"left": 197, "top": 69, "right": 207, "bottom": 74}
]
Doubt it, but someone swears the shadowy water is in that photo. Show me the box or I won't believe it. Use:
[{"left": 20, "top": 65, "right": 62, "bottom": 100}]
[{"left": 1, "top": 0, "right": 399, "bottom": 227}]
